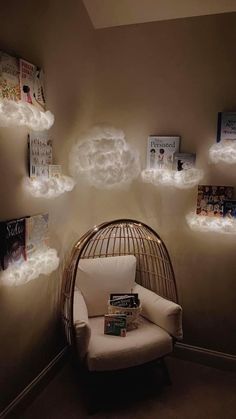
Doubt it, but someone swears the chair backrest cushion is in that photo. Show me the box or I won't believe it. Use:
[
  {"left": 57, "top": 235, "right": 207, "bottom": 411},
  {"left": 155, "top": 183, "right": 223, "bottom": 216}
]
[{"left": 76, "top": 255, "right": 137, "bottom": 317}]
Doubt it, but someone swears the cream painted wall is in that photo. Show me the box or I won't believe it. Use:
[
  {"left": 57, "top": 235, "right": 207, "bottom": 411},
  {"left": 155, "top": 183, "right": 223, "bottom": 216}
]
[
  {"left": 91, "top": 13, "right": 236, "bottom": 354},
  {"left": 0, "top": 0, "right": 95, "bottom": 411},
  {"left": 0, "top": 1, "right": 236, "bottom": 412}
]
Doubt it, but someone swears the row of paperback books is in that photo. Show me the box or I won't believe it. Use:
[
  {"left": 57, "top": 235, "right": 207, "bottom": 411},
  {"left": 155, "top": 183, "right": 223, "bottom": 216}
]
[
  {"left": 28, "top": 131, "right": 61, "bottom": 179},
  {"left": 104, "top": 293, "right": 140, "bottom": 337},
  {"left": 196, "top": 185, "right": 236, "bottom": 218},
  {"left": 147, "top": 135, "right": 196, "bottom": 172},
  {"left": 0, "top": 213, "right": 49, "bottom": 271},
  {"left": 0, "top": 51, "right": 46, "bottom": 111}
]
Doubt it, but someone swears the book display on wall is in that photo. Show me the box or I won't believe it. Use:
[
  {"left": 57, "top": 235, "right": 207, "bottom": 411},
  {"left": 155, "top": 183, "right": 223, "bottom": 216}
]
[
  {"left": 0, "top": 50, "right": 54, "bottom": 130},
  {"left": 28, "top": 131, "right": 53, "bottom": 178},
  {"left": 209, "top": 111, "right": 236, "bottom": 164},
  {"left": 142, "top": 134, "right": 203, "bottom": 189},
  {"left": 196, "top": 185, "right": 234, "bottom": 217},
  {"left": 147, "top": 135, "right": 180, "bottom": 170},
  {"left": 0, "top": 213, "right": 59, "bottom": 286}
]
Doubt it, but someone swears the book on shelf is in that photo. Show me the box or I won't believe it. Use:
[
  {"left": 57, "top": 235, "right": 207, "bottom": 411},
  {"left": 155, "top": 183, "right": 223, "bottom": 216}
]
[
  {"left": 173, "top": 152, "right": 196, "bottom": 171},
  {"left": 109, "top": 293, "right": 140, "bottom": 308},
  {"left": 104, "top": 314, "right": 127, "bottom": 337},
  {"left": 48, "top": 164, "right": 62, "bottom": 178},
  {"left": 0, "top": 51, "right": 20, "bottom": 101},
  {"left": 25, "top": 213, "right": 49, "bottom": 256},
  {"left": 196, "top": 185, "right": 234, "bottom": 217},
  {"left": 28, "top": 131, "right": 53, "bottom": 178},
  {"left": 19, "top": 58, "right": 46, "bottom": 111},
  {"left": 223, "top": 200, "right": 236, "bottom": 219},
  {"left": 0, "top": 217, "right": 26, "bottom": 271},
  {"left": 217, "top": 112, "right": 236, "bottom": 142},
  {"left": 147, "top": 135, "right": 180, "bottom": 170}
]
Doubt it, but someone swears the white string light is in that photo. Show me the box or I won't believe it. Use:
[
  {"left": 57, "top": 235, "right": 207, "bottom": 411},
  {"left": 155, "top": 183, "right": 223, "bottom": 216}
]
[
  {"left": 0, "top": 99, "right": 54, "bottom": 131},
  {"left": 0, "top": 247, "right": 59, "bottom": 287},
  {"left": 186, "top": 212, "right": 236, "bottom": 234},
  {"left": 209, "top": 140, "right": 236, "bottom": 164},
  {"left": 141, "top": 168, "right": 204, "bottom": 189},
  {"left": 24, "top": 175, "right": 75, "bottom": 198}
]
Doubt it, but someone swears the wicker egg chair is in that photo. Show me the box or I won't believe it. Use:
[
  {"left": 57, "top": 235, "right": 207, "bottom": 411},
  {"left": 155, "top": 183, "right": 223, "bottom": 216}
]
[{"left": 62, "top": 218, "right": 179, "bottom": 348}]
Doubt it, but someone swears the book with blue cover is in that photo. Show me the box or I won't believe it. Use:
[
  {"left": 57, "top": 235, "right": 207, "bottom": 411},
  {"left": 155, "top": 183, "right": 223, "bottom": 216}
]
[{"left": 104, "top": 314, "right": 127, "bottom": 337}]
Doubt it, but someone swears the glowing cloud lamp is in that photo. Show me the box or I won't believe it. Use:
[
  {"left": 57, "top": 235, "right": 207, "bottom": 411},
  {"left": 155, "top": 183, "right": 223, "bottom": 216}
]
[
  {"left": 0, "top": 99, "right": 54, "bottom": 131},
  {"left": 69, "top": 125, "right": 140, "bottom": 189},
  {"left": 0, "top": 247, "right": 59, "bottom": 287},
  {"left": 24, "top": 175, "right": 75, "bottom": 198},
  {"left": 186, "top": 212, "right": 236, "bottom": 234},
  {"left": 141, "top": 168, "right": 204, "bottom": 189},
  {"left": 209, "top": 140, "right": 236, "bottom": 164}
]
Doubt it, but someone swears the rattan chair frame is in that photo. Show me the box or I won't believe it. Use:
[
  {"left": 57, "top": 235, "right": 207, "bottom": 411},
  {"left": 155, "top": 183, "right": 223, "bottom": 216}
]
[{"left": 61, "top": 218, "right": 178, "bottom": 348}]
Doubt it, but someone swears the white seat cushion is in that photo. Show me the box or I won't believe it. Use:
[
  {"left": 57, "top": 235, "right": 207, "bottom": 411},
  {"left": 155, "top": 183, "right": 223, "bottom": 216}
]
[
  {"left": 76, "top": 255, "right": 137, "bottom": 317},
  {"left": 86, "top": 316, "right": 173, "bottom": 371}
]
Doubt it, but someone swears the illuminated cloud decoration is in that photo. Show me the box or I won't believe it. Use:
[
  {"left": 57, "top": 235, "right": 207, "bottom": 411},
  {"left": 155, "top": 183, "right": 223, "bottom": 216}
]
[
  {"left": 0, "top": 247, "right": 59, "bottom": 287},
  {"left": 186, "top": 212, "right": 236, "bottom": 234},
  {"left": 69, "top": 125, "right": 140, "bottom": 189},
  {"left": 209, "top": 140, "right": 236, "bottom": 164},
  {"left": 141, "top": 168, "right": 204, "bottom": 189},
  {"left": 24, "top": 175, "right": 75, "bottom": 198},
  {"left": 0, "top": 99, "right": 54, "bottom": 131}
]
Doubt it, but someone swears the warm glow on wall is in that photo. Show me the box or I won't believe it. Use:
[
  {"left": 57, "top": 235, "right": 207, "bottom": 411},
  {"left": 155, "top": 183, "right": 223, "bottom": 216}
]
[
  {"left": 0, "top": 99, "right": 54, "bottom": 131},
  {"left": 141, "top": 168, "right": 204, "bottom": 189},
  {"left": 24, "top": 176, "right": 75, "bottom": 198},
  {"left": 69, "top": 125, "right": 140, "bottom": 189},
  {"left": 186, "top": 212, "right": 236, "bottom": 234},
  {"left": 0, "top": 247, "right": 59, "bottom": 286}
]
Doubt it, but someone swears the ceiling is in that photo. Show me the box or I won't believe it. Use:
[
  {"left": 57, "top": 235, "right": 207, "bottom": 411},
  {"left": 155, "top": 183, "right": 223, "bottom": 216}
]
[{"left": 82, "top": 0, "right": 236, "bottom": 29}]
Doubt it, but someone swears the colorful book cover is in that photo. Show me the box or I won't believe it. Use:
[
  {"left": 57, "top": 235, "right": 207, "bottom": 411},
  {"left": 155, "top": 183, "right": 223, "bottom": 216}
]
[
  {"left": 223, "top": 200, "right": 236, "bottom": 219},
  {"left": 25, "top": 214, "right": 49, "bottom": 256},
  {"left": 147, "top": 136, "right": 180, "bottom": 170},
  {"left": 217, "top": 112, "right": 236, "bottom": 142},
  {"left": 0, "top": 217, "right": 26, "bottom": 270},
  {"left": 173, "top": 152, "right": 196, "bottom": 171},
  {"left": 0, "top": 52, "right": 20, "bottom": 101},
  {"left": 28, "top": 131, "right": 53, "bottom": 178},
  {"left": 196, "top": 185, "right": 234, "bottom": 217},
  {"left": 19, "top": 58, "right": 46, "bottom": 111},
  {"left": 48, "top": 164, "right": 62, "bottom": 178},
  {"left": 104, "top": 314, "right": 127, "bottom": 337}
]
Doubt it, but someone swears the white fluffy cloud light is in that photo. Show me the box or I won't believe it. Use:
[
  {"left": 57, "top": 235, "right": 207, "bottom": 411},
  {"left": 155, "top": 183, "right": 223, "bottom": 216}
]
[
  {"left": 69, "top": 125, "right": 140, "bottom": 189},
  {"left": 0, "top": 247, "right": 59, "bottom": 287},
  {"left": 24, "top": 175, "right": 75, "bottom": 198},
  {"left": 0, "top": 99, "right": 54, "bottom": 131},
  {"left": 186, "top": 212, "right": 236, "bottom": 234},
  {"left": 209, "top": 140, "right": 236, "bottom": 164},
  {"left": 141, "top": 168, "right": 204, "bottom": 189}
]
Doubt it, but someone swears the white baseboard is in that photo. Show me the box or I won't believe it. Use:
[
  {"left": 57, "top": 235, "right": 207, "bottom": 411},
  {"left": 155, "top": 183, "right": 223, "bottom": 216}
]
[
  {"left": 174, "top": 342, "right": 236, "bottom": 371},
  {"left": 0, "top": 346, "right": 69, "bottom": 419}
]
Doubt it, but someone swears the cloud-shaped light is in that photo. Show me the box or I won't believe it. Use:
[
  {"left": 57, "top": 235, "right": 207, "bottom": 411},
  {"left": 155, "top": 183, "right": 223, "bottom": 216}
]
[
  {"left": 186, "top": 212, "right": 236, "bottom": 234},
  {"left": 24, "top": 175, "right": 75, "bottom": 198},
  {"left": 209, "top": 140, "right": 236, "bottom": 164},
  {"left": 0, "top": 247, "right": 59, "bottom": 287},
  {"left": 69, "top": 125, "right": 140, "bottom": 189},
  {"left": 141, "top": 168, "right": 204, "bottom": 189},
  {"left": 0, "top": 99, "right": 54, "bottom": 131}
]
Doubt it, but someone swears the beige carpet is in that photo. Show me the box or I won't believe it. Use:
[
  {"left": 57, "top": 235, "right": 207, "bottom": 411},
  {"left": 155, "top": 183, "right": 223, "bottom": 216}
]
[{"left": 20, "top": 357, "right": 236, "bottom": 419}]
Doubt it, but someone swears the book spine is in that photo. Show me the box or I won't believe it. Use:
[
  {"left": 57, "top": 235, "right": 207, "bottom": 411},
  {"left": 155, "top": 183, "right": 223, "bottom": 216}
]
[{"left": 217, "top": 112, "right": 222, "bottom": 143}]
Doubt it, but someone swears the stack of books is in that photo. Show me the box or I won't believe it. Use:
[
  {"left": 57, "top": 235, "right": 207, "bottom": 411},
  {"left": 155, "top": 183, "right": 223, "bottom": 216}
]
[{"left": 104, "top": 293, "right": 140, "bottom": 337}]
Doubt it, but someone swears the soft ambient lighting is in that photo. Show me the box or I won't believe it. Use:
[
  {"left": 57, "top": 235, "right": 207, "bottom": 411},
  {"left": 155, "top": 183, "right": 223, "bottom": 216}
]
[
  {"left": 186, "top": 212, "right": 236, "bottom": 234},
  {"left": 69, "top": 125, "right": 140, "bottom": 189},
  {"left": 0, "top": 247, "right": 59, "bottom": 287},
  {"left": 24, "top": 175, "right": 75, "bottom": 198},
  {"left": 209, "top": 140, "right": 236, "bottom": 164},
  {"left": 141, "top": 168, "right": 204, "bottom": 189},
  {"left": 0, "top": 99, "right": 54, "bottom": 130}
]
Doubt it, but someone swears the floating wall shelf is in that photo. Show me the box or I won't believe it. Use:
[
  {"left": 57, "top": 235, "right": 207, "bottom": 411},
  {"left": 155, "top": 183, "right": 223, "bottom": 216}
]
[
  {"left": 0, "top": 99, "right": 54, "bottom": 131},
  {"left": 209, "top": 141, "right": 236, "bottom": 164},
  {"left": 141, "top": 168, "right": 204, "bottom": 189},
  {"left": 186, "top": 212, "right": 236, "bottom": 235},
  {"left": 0, "top": 247, "right": 59, "bottom": 287},
  {"left": 24, "top": 175, "right": 75, "bottom": 198}
]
